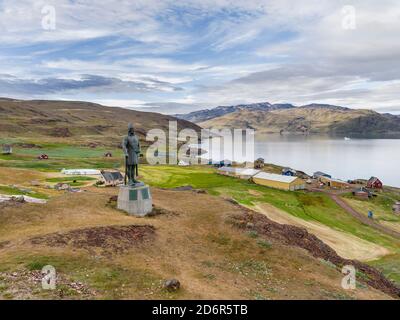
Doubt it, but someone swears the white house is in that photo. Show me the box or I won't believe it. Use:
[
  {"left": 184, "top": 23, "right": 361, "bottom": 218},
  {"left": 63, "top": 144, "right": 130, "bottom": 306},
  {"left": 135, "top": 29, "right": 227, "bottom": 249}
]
[{"left": 61, "top": 168, "right": 101, "bottom": 175}]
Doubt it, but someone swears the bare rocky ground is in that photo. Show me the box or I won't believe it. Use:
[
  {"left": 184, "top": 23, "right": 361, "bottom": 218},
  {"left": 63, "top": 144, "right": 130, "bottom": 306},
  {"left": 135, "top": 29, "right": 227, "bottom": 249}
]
[
  {"left": 230, "top": 204, "right": 400, "bottom": 298},
  {"left": 0, "top": 270, "right": 97, "bottom": 300},
  {"left": 28, "top": 225, "right": 155, "bottom": 255}
]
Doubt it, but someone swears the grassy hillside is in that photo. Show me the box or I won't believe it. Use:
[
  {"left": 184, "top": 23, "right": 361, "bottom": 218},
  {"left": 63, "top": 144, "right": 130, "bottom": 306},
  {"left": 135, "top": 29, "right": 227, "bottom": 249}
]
[
  {"left": 199, "top": 107, "right": 400, "bottom": 136},
  {"left": 0, "top": 98, "right": 201, "bottom": 147}
]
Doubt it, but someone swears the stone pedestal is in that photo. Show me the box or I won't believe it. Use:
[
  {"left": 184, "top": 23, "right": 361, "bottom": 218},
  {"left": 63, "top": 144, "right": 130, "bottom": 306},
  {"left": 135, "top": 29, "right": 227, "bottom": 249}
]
[{"left": 117, "top": 184, "right": 152, "bottom": 216}]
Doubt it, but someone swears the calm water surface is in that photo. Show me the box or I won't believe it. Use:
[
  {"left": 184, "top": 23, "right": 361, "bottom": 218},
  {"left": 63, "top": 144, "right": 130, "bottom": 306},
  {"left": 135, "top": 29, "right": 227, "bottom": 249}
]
[{"left": 254, "top": 135, "right": 400, "bottom": 187}]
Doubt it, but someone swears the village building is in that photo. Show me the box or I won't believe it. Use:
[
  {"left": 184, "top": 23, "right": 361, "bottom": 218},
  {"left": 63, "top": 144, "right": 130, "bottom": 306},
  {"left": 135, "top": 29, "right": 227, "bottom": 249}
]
[
  {"left": 367, "top": 176, "right": 383, "bottom": 189},
  {"left": 351, "top": 179, "right": 366, "bottom": 185},
  {"left": 319, "top": 176, "right": 350, "bottom": 189},
  {"left": 252, "top": 172, "right": 305, "bottom": 191},
  {"left": 254, "top": 158, "right": 265, "bottom": 169},
  {"left": 2, "top": 144, "right": 12, "bottom": 155},
  {"left": 352, "top": 187, "right": 372, "bottom": 199},
  {"left": 393, "top": 202, "right": 400, "bottom": 214},
  {"left": 217, "top": 167, "right": 260, "bottom": 180},
  {"left": 313, "top": 171, "right": 332, "bottom": 179},
  {"left": 282, "top": 167, "right": 296, "bottom": 176},
  {"left": 54, "top": 183, "right": 71, "bottom": 191},
  {"left": 295, "top": 170, "right": 311, "bottom": 179},
  {"left": 61, "top": 168, "right": 102, "bottom": 175},
  {"left": 236, "top": 168, "right": 261, "bottom": 180},
  {"left": 211, "top": 159, "right": 232, "bottom": 168},
  {"left": 38, "top": 154, "right": 49, "bottom": 160},
  {"left": 100, "top": 170, "right": 124, "bottom": 187}
]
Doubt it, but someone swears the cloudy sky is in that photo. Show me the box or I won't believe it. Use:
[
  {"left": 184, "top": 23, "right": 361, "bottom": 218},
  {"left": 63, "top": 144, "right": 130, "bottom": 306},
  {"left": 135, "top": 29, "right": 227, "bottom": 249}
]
[{"left": 1, "top": 0, "right": 400, "bottom": 114}]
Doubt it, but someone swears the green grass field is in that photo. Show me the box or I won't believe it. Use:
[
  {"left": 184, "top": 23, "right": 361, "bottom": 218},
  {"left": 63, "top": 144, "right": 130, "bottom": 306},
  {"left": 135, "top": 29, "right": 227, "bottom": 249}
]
[
  {"left": 0, "top": 142, "right": 124, "bottom": 171},
  {"left": 0, "top": 185, "right": 49, "bottom": 199},
  {"left": 343, "top": 191, "right": 400, "bottom": 223},
  {"left": 141, "top": 165, "right": 399, "bottom": 246},
  {"left": 45, "top": 176, "right": 97, "bottom": 187}
]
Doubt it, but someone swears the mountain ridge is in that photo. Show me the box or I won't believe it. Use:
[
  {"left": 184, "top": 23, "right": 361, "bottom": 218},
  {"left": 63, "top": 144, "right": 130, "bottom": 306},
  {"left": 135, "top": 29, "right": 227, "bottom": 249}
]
[
  {"left": 0, "top": 98, "right": 201, "bottom": 145},
  {"left": 175, "top": 102, "right": 400, "bottom": 136}
]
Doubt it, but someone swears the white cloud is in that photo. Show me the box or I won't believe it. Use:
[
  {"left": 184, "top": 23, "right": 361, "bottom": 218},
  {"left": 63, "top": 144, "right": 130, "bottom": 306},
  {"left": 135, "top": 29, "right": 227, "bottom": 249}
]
[{"left": 1, "top": 0, "right": 400, "bottom": 113}]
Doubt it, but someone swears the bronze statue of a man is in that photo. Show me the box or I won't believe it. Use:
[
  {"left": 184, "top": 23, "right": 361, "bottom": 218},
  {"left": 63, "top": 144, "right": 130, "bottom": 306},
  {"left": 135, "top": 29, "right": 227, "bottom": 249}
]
[{"left": 122, "top": 123, "right": 141, "bottom": 185}]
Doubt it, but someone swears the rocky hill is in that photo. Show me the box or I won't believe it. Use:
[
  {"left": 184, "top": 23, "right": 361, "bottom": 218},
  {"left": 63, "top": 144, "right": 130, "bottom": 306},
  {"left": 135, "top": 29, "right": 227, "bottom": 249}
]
[
  {"left": 175, "top": 102, "right": 294, "bottom": 123},
  {"left": 176, "top": 102, "right": 400, "bottom": 136},
  {"left": 0, "top": 98, "right": 201, "bottom": 145}
]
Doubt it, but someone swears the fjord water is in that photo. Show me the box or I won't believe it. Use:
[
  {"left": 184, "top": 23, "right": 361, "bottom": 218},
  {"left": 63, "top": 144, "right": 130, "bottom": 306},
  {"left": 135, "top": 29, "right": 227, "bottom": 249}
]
[{"left": 255, "top": 135, "right": 400, "bottom": 187}]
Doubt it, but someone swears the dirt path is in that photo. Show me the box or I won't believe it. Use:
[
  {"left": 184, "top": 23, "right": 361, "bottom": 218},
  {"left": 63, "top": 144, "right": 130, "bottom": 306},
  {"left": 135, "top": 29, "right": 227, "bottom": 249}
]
[
  {"left": 252, "top": 203, "right": 390, "bottom": 261},
  {"left": 311, "top": 188, "right": 400, "bottom": 239}
]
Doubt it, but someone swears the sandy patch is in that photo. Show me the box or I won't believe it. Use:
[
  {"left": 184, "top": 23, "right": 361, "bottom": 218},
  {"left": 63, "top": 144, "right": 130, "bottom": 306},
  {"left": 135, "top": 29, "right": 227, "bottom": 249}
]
[
  {"left": 252, "top": 203, "right": 390, "bottom": 262},
  {"left": 381, "top": 221, "right": 400, "bottom": 233}
]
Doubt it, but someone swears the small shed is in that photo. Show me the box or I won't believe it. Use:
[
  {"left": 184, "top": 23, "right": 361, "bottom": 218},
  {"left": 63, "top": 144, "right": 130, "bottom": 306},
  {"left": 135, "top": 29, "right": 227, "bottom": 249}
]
[
  {"left": 367, "top": 177, "right": 383, "bottom": 189},
  {"left": 352, "top": 187, "right": 372, "bottom": 199},
  {"left": 282, "top": 167, "right": 296, "bottom": 176},
  {"left": 38, "top": 154, "right": 49, "bottom": 160},
  {"left": 393, "top": 202, "right": 400, "bottom": 214},
  {"left": 252, "top": 172, "right": 305, "bottom": 191},
  {"left": 2, "top": 145, "right": 12, "bottom": 155},
  {"left": 254, "top": 158, "right": 265, "bottom": 169},
  {"left": 54, "top": 183, "right": 70, "bottom": 191},
  {"left": 100, "top": 170, "right": 124, "bottom": 187},
  {"left": 61, "top": 169, "right": 101, "bottom": 175},
  {"left": 313, "top": 171, "right": 332, "bottom": 179},
  {"left": 320, "top": 176, "right": 350, "bottom": 189}
]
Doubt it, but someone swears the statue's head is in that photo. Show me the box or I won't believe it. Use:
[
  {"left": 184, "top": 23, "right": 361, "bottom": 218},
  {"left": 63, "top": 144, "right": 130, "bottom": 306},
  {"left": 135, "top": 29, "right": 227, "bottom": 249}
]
[{"left": 128, "top": 123, "right": 135, "bottom": 135}]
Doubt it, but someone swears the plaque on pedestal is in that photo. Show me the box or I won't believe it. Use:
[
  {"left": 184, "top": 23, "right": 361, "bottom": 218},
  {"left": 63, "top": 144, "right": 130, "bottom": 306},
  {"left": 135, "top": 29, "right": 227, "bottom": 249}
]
[{"left": 117, "top": 184, "right": 152, "bottom": 217}]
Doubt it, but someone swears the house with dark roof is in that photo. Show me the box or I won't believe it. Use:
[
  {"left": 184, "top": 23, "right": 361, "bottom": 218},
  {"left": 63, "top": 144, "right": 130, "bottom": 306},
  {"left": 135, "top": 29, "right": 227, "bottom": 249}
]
[
  {"left": 254, "top": 158, "right": 265, "bottom": 169},
  {"left": 313, "top": 171, "right": 332, "bottom": 179},
  {"left": 352, "top": 187, "right": 372, "bottom": 199},
  {"left": 367, "top": 177, "right": 383, "bottom": 189},
  {"left": 282, "top": 167, "right": 296, "bottom": 176},
  {"left": 100, "top": 170, "right": 124, "bottom": 187}
]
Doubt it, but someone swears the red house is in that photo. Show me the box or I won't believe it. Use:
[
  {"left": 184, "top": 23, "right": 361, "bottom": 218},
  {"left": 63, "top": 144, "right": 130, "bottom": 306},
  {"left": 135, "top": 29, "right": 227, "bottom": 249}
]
[
  {"left": 367, "top": 176, "right": 383, "bottom": 189},
  {"left": 38, "top": 154, "right": 49, "bottom": 160}
]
